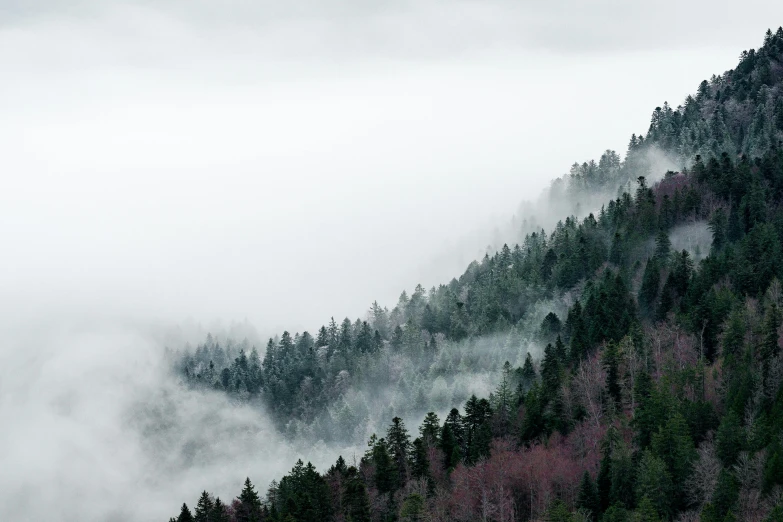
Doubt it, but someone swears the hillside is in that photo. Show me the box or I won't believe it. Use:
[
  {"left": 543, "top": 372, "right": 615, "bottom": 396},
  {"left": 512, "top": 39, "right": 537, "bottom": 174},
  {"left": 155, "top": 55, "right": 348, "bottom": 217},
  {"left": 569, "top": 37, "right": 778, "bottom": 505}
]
[{"left": 170, "top": 28, "right": 783, "bottom": 522}]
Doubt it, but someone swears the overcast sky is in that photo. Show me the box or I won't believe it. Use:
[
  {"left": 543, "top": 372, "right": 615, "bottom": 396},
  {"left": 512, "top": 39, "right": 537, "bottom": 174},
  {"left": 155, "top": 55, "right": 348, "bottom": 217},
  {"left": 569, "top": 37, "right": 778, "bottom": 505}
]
[{"left": 1, "top": 1, "right": 781, "bottom": 334}]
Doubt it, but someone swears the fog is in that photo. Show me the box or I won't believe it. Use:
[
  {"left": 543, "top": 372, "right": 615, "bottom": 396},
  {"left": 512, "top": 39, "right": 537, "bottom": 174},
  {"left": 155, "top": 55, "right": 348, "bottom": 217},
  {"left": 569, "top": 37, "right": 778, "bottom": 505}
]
[
  {"left": 0, "top": 318, "right": 363, "bottom": 520},
  {"left": 1, "top": 1, "right": 781, "bottom": 520}
]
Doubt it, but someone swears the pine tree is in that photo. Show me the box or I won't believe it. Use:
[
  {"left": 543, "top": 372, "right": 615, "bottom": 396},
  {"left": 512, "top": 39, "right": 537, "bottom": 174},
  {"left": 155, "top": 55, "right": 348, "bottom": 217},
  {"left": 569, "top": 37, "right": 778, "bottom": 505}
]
[
  {"left": 410, "top": 437, "right": 434, "bottom": 494},
  {"left": 544, "top": 499, "right": 574, "bottom": 522},
  {"left": 635, "top": 451, "right": 673, "bottom": 520},
  {"left": 576, "top": 470, "right": 599, "bottom": 519},
  {"left": 639, "top": 258, "right": 661, "bottom": 317},
  {"left": 236, "top": 478, "right": 262, "bottom": 522},
  {"left": 372, "top": 438, "right": 396, "bottom": 493},
  {"left": 194, "top": 491, "right": 213, "bottom": 522},
  {"left": 493, "top": 362, "right": 513, "bottom": 435},
  {"left": 603, "top": 342, "right": 622, "bottom": 410},
  {"left": 386, "top": 417, "right": 412, "bottom": 487},
  {"left": 568, "top": 301, "right": 589, "bottom": 362},
  {"left": 716, "top": 411, "right": 745, "bottom": 466},
  {"left": 439, "top": 411, "right": 462, "bottom": 470},
  {"left": 419, "top": 412, "right": 440, "bottom": 446},
  {"left": 541, "top": 343, "right": 561, "bottom": 397},
  {"left": 343, "top": 467, "right": 371, "bottom": 522},
  {"left": 520, "top": 352, "right": 537, "bottom": 391},
  {"left": 650, "top": 413, "right": 696, "bottom": 510},
  {"left": 635, "top": 495, "right": 661, "bottom": 522},
  {"left": 209, "top": 498, "right": 230, "bottom": 522},
  {"left": 597, "top": 427, "right": 619, "bottom": 512},
  {"left": 177, "top": 503, "right": 194, "bottom": 522},
  {"left": 654, "top": 231, "right": 671, "bottom": 263},
  {"left": 554, "top": 335, "right": 567, "bottom": 363}
]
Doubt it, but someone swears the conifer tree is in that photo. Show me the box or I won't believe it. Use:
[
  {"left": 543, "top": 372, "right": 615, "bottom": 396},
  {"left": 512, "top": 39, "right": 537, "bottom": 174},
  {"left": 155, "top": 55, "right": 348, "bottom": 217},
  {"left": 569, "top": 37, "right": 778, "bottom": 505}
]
[
  {"left": 576, "top": 470, "right": 599, "bottom": 520},
  {"left": 603, "top": 342, "right": 622, "bottom": 410},
  {"left": 343, "top": 467, "right": 371, "bottom": 522},
  {"left": 177, "top": 503, "right": 194, "bottom": 522},
  {"left": 236, "top": 478, "right": 262, "bottom": 522},
  {"left": 419, "top": 412, "right": 440, "bottom": 446},
  {"left": 386, "top": 417, "right": 412, "bottom": 486},
  {"left": 371, "top": 438, "right": 396, "bottom": 493},
  {"left": 541, "top": 343, "right": 561, "bottom": 397},
  {"left": 194, "top": 491, "right": 213, "bottom": 522},
  {"left": 209, "top": 498, "right": 230, "bottom": 522},
  {"left": 654, "top": 231, "right": 671, "bottom": 263}
]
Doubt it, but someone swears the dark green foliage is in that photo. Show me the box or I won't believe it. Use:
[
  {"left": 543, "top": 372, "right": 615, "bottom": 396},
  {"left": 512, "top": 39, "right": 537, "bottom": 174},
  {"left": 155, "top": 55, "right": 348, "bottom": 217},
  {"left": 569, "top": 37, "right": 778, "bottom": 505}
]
[
  {"left": 716, "top": 411, "right": 745, "bottom": 467},
  {"left": 597, "top": 427, "right": 619, "bottom": 512},
  {"left": 236, "top": 478, "right": 263, "bottom": 522},
  {"left": 635, "top": 451, "right": 672, "bottom": 519},
  {"left": 343, "top": 467, "right": 371, "bottom": 522},
  {"left": 766, "top": 505, "right": 783, "bottom": 522},
  {"left": 541, "top": 343, "right": 561, "bottom": 396},
  {"left": 519, "top": 352, "right": 537, "bottom": 392},
  {"left": 601, "top": 503, "right": 630, "bottom": 522},
  {"left": 712, "top": 469, "right": 739, "bottom": 519},
  {"left": 386, "top": 417, "right": 412, "bottom": 486},
  {"left": 649, "top": 413, "right": 696, "bottom": 511},
  {"left": 541, "top": 312, "right": 563, "bottom": 339},
  {"left": 463, "top": 395, "right": 493, "bottom": 463},
  {"left": 410, "top": 437, "right": 432, "bottom": 492},
  {"left": 576, "top": 471, "right": 599, "bottom": 519},
  {"left": 194, "top": 491, "right": 213, "bottom": 522},
  {"left": 419, "top": 412, "right": 440, "bottom": 446},
  {"left": 610, "top": 445, "right": 636, "bottom": 510},
  {"left": 274, "top": 460, "right": 332, "bottom": 522},
  {"left": 209, "top": 498, "right": 230, "bottom": 522},
  {"left": 399, "top": 493, "right": 425, "bottom": 521},
  {"left": 638, "top": 258, "right": 661, "bottom": 318},
  {"left": 545, "top": 499, "right": 574, "bottom": 522},
  {"left": 603, "top": 342, "right": 622, "bottom": 410},
  {"left": 370, "top": 438, "right": 396, "bottom": 493},
  {"left": 634, "top": 496, "right": 660, "bottom": 522},
  {"left": 177, "top": 503, "right": 193, "bottom": 522}
]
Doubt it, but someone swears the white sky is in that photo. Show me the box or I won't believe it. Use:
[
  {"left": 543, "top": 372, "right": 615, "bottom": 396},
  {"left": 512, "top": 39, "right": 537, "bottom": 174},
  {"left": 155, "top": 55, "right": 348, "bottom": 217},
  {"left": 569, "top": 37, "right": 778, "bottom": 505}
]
[{"left": 1, "top": 1, "right": 781, "bottom": 334}]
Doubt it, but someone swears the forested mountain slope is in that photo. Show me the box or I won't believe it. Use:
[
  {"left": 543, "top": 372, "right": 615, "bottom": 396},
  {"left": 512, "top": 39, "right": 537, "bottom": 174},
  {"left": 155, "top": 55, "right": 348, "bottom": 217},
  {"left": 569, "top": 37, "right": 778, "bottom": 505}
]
[{"left": 170, "top": 28, "right": 783, "bottom": 522}]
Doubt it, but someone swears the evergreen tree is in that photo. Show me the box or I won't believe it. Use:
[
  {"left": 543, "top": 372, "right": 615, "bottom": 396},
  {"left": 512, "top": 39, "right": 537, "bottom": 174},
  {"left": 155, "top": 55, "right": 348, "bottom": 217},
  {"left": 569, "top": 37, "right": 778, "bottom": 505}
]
[
  {"left": 650, "top": 413, "right": 696, "bottom": 510},
  {"left": 371, "top": 438, "right": 396, "bottom": 493},
  {"left": 419, "top": 412, "right": 441, "bottom": 446},
  {"left": 440, "top": 409, "right": 463, "bottom": 470},
  {"left": 654, "top": 231, "right": 671, "bottom": 262},
  {"left": 177, "top": 503, "right": 194, "bottom": 522},
  {"left": 635, "top": 451, "right": 673, "bottom": 520},
  {"left": 209, "top": 498, "right": 230, "bottom": 522},
  {"left": 236, "top": 478, "right": 262, "bottom": 522},
  {"left": 520, "top": 352, "right": 537, "bottom": 391},
  {"left": 639, "top": 258, "right": 661, "bottom": 317},
  {"left": 541, "top": 343, "right": 561, "bottom": 397},
  {"left": 576, "top": 470, "right": 599, "bottom": 519},
  {"left": 603, "top": 342, "right": 622, "bottom": 410},
  {"left": 343, "top": 467, "right": 371, "bottom": 522},
  {"left": 194, "top": 491, "right": 213, "bottom": 522},
  {"left": 716, "top": 411, "right": 745, "bottom": 466},
  {"left": 386, "top": 417, "right": 412, "bottom": 487}
]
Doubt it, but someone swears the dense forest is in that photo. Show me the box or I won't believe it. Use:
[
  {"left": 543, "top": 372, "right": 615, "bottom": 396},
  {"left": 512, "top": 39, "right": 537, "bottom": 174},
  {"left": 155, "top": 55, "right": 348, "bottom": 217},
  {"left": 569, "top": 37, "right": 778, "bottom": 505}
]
[{"left": 169, "top": 28, "right": 783, "bottom": 521}]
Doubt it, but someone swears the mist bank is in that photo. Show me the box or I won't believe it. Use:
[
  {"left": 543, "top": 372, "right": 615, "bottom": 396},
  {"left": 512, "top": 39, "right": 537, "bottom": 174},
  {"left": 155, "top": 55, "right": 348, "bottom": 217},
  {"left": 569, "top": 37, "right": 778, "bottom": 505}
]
[{"left": 0, "top": 318, "right": 356, "bottom": 522}]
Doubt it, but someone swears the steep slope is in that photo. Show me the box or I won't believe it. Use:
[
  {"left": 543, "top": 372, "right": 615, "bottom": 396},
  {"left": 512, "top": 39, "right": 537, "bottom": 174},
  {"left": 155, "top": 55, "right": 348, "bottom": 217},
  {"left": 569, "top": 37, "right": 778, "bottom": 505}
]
[{"left": 170, "top": 27, "right": 783, "bottom": 522}]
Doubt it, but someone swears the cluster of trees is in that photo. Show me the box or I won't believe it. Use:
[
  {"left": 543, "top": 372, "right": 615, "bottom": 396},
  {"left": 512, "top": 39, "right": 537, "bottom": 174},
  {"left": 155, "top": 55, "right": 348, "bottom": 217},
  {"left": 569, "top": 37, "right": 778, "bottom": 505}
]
[{"left": 169, "top": 28, "right": 783, "bottom": 521}]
